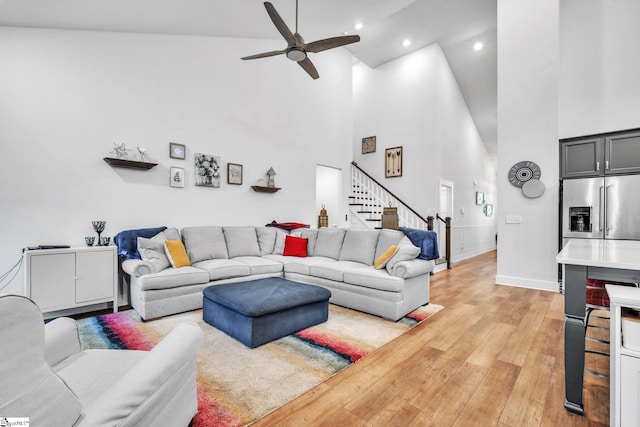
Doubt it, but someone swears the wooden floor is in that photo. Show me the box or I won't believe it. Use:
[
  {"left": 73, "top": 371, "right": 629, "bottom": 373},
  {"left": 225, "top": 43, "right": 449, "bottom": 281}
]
[{"left": 253, "top": 250, "right": 610, "bottom": 426}]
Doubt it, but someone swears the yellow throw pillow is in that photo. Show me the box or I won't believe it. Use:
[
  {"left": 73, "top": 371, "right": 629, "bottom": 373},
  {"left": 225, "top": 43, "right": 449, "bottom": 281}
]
[
  {"left": 374, "top": 245, "right": 398, "bottom": 269},
  {"left": 164, "top": 240, "right": 191, "bottom": 268}
]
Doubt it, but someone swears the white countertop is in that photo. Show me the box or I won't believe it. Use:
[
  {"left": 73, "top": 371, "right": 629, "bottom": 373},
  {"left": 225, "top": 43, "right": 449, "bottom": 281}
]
[
  {"left": 606, "top": 284, "right": 640, "bottom": 307},
  {"left": 557, "top": 239, "right": 640, "bottom": 270}
]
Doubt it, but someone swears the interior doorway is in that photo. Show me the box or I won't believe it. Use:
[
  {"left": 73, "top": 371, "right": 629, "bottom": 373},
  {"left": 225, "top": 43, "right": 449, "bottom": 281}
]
[
  {"left": 438, "top": 178, "right": 454, "bottom": 260},
  {"left": 316, "top": 165, "right": 342, "bottom": 228}
]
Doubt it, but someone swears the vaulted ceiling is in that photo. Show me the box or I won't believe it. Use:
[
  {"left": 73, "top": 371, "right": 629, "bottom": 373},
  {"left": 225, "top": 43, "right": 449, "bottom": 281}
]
[{"left": 0, "top": 0, "right": 497, "bottom": 157}]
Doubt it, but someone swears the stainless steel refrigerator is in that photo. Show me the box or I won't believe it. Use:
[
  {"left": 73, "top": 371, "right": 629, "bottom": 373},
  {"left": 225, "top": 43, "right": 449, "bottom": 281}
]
[{"left": 562, "top": 175, "right": 640, "bottom": 242}]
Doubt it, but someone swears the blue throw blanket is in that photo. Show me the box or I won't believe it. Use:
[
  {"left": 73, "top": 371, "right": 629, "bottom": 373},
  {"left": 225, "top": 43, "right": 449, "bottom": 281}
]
[
  {"left": 398, "top": 227, "right": 439, "bottom": 261},
  {"left": 114, "top": 226, "right": 167, "bottom": 260}
]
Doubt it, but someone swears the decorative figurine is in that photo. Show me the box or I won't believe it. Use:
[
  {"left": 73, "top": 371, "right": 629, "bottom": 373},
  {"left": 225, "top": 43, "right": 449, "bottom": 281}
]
[
  {"left": 111, "top": 143, "right": 131, "bottom": 159},
  {"left": 267, "top": 167, "right": 276, "bottom": 188},
  {"left": 137, "top": 144, "right": 149, "bottom": 162}
]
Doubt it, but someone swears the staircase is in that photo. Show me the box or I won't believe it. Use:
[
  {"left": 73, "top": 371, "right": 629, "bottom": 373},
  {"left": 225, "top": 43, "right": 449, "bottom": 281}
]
[{"left": 349, "top": 162, "right": 451, "bottom": 271}]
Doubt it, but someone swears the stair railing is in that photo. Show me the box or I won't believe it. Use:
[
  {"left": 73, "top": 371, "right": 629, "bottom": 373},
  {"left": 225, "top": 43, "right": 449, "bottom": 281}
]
[{"left": 351, "top": 162, "right": 451, "bottom": 269}]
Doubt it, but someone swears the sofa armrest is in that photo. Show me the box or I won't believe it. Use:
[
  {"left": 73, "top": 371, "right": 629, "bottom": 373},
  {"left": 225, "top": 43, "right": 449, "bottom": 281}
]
[
  {"left": 78, "top": 322, "right": 202, "bottom": 427},
  {"left": 389, "top": 259, "right": 435, "bottom": 279},
  {"left": 45, "top": 317, "right": 82, "bottom": 367},
  {"left": 122, "top": 259, "right": 157, "bottom": 277}
]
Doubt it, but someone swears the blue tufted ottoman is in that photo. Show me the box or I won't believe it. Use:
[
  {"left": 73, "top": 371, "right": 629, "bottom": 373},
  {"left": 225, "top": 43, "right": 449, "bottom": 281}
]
[{"left": 202, "top": 277, "right": 332, "bottom": 348}]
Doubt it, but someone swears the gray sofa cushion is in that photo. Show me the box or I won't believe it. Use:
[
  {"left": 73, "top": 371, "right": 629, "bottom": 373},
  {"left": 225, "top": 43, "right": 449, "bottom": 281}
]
[
  {"left": 385, "top": 236, "right": 420, "bottom": 271},
  {"left": 232, "top": 256, "right": 283, "bottom": 275},
  {"left": 256, "top": 227, "right": 277, "bottom": 255},
  {"left": 309, "top": 260, "right": 368, "bottom": 282},
  {"left": 137, "top": 235, "right": 170, "bottom": 272},
  {"left": 313, "top": 228, "right": 346, "bottom": 260},
  {"left": 138, "top": 266, "right": 210, "bottom": 291},
  {"left": 192, "top": 259, "right": 251, "bottom": 281},
  {"left": 374, "top": 229, "right": 405, "bottom": 260},
  {"left": 181, "top": 226, "right": 228, "bottom": 262},
  {"left": 272, "top": 255, "right": 334, "bottom": 275},
  {"left": 272, "top": 230, "right": 289, "bottom": 255},
  {"left": 339, "top": 229, "right": 379, "bottom": 265},
  {"left": 223, "top": 226, "right": 260, "bottom": 258},
  {"left": 343, "top": 266, "right": 405, "bottom": 292}
]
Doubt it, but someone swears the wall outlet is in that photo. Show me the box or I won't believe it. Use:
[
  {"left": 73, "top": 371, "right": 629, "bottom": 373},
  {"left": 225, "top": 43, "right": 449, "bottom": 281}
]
[{"left": 505, "top": 215, "right": 522, "bottom": 224}]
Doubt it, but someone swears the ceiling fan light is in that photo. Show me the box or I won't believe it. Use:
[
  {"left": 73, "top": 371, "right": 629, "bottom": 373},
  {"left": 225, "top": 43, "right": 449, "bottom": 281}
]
[{"left": 286, "top": 49, "right": 307, "bottom": 62}]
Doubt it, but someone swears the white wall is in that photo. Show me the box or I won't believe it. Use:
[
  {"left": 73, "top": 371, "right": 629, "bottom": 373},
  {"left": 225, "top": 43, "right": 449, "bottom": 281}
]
[
  {"left": 559, "top": 0, "right": 640, "bottom": 138},
  {"left": 496, "top": 0, "right": 559, "bottom": 291},
  {"left": 352, "top": 44, "right": 497, "bottom": 262},
  {"left": 0, "top": 26, "right": 354, "bottom": 294}
]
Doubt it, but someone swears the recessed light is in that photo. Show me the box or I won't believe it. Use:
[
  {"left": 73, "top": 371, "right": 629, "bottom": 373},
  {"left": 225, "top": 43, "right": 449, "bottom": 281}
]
[
  {"left": 402, "top": 39, "right": 412, "bottom": 47},
  {"left": 473, "top": 41, "right": 483, "bottom": 51},
  {"left": 355, "top": 22, "right": 364, "bottom": 31}
]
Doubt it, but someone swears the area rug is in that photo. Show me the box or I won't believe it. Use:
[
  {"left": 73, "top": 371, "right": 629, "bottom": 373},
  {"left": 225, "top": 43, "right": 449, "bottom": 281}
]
[{"left": 77, "top": 303, "right": 443, "bottom": 427}]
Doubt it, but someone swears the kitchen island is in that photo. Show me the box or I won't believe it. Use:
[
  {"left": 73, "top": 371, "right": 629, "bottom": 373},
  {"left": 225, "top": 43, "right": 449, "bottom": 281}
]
[{"left": 557, "top": 239, "right": 640, "bottom": 416}]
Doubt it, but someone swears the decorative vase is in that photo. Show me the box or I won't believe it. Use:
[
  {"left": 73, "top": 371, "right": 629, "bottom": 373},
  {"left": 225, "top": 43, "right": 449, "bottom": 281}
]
[
  {"left": 92, "top": 221, "right": 106, "bottom": 245},
  {"left": 85, "top": 236, "right": 95, "bottom": 246}
]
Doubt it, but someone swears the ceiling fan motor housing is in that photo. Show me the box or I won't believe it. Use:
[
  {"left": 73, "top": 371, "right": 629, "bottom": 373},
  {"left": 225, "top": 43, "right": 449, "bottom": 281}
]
[{"left": 286, "top": 48, "right": 306, "bottom": 61}]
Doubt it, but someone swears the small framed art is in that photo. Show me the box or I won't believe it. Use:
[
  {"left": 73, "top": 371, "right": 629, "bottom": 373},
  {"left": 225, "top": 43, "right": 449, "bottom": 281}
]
[
  {"left": 475, "top": 191, "right": 485, "bottom": 205},
  {"left": 484, "top": 203, "right": 494, "bottom": 217},
  {"left": 385, "top": 146, "right": 403, "bottom": 178},
  {"left": 227, "top": 163, "right": 243, "bottom": 185},
  {"left": 170, "top": 166, "right": 185, "bottom": 188},
  {"left": 169, "top": 142, "right": 186, "bottom": 160},
  {"left": 362, "top": 136, "right": 376, "bottom": 154}
]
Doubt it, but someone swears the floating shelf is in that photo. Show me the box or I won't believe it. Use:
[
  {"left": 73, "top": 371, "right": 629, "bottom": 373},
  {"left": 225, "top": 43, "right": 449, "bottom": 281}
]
[
  {"left": 251, "top": 185, "right": 281, "bottom": 193},
  {"left": 103, "top": 157, "right": 158, "bottom": 170}
]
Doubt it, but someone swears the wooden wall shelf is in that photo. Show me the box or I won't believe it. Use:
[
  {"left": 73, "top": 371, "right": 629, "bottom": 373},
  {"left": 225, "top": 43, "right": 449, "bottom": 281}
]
[
  {"left": 251, "top": 186, "right": 281, "bottom": 193},
  {"left": 103, "top": 157, "right": 158, "bottom": 170}
]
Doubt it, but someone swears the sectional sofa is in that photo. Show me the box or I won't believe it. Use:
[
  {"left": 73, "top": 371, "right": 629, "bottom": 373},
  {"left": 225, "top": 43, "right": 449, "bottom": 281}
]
[{"left": 121, "top": 226, "right": 435, "bottom": 322}]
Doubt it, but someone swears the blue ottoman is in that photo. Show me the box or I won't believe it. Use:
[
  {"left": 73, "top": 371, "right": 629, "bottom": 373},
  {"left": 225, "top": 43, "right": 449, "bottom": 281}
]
[{"left": 202, "top": 278, "right": 332, "bottom": 348}]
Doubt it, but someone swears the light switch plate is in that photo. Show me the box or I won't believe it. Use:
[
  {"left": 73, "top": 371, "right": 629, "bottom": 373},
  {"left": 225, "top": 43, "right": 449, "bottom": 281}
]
[{"left": 505, "top": 215, "right": 522, "bottom": 224}]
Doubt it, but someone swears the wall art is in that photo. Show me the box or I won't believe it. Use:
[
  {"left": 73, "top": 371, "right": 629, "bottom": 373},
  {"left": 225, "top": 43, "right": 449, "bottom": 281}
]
[
  {"left": 170, "top": 166, "right": 185, "bottom": 188},
  {"left": 484, "top": 204, "right": 494, "bottom": 217},
  {"left": 385, "top": 146, "right": 403, "bottom": 178},
  {"left": 194, "top": 153, "right": 221, "bottom": 187},
  {"left": 170, "top": 142, "right": 186, "bottom": 160},
  {"left": 475, "top": 191, "right": 485, "bottom": 205},
  {"left": 362, "top": 136, "right": 376, "bottom": 154},
  {"left": 227, "top": 163, "right": 243, "bottom": 185}
]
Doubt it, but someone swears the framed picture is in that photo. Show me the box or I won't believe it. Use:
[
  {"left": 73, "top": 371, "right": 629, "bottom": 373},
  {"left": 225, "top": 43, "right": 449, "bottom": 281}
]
[
  {"left": 476, "top": 191, "right": 485, "bottom": 205},
  {"left": 170, "top": 166, "right": 185, "bottom": 188},
  {"left": 227, "top": 163, "right": 243, "bottom": 185},
  {"left": 362, "top": 136, "right": 376, "bottom": 154},
  {"left": 484, "top": 203, "right": 494, "bottom": 217},
  {"left": 385, "top": 146, "right": 403, "bottom": 178},
  {"left": 169, "top": 142, "right": 186, "bottom": 160},
  {"left": 194, "top": 153, "right": 221, "bottom": 187}
]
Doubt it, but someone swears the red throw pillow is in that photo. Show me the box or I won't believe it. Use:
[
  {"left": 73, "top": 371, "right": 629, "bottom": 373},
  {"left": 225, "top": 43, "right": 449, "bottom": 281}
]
[{"left": 283, "top": 235, "right": 308, "bottom": 257}]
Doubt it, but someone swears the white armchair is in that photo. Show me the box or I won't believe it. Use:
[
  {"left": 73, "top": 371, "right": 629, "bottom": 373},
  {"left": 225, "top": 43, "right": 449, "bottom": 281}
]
[{"left": 0, "top": 294, "right": 202, "bottom": 427}]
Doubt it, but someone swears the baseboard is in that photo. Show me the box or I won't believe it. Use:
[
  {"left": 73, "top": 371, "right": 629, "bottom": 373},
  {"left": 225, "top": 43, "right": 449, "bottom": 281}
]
[
  {"left": 495, "top": 275, "right": 559, "bottom": 292},
  {"left": 451, "top": 245, "right": 497, "bottom": 263}
]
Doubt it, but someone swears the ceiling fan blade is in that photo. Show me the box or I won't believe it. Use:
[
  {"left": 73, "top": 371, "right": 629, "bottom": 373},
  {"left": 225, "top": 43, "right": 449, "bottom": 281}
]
[
  {"left": 264, "top": 2, "right": 297, "bottom": 46},
  {"left": 241, "top": 50, "right": 285, "bottom": 60},
  {"left": 298, "top": 57, "right": 319, "bottom": 80},
  {"left": 304, "top": 35, "right": 361, "bottom": 53}
]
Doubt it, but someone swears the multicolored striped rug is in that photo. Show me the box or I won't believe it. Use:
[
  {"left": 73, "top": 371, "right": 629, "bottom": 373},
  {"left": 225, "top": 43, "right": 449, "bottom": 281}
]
[{"left": 77, "top": 303, "right": 443, "bottom": 426}]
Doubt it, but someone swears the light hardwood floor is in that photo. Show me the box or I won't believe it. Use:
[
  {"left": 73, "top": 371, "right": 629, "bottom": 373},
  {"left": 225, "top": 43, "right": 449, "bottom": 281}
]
[{"left": 253, "top": 250, "right": 610, "bottom": 426}]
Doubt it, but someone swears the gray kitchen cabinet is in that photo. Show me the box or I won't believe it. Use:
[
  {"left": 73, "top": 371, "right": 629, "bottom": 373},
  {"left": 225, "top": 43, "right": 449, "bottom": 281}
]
[{"left": 561, "top": 129, "right": 640, "bottom": 178}]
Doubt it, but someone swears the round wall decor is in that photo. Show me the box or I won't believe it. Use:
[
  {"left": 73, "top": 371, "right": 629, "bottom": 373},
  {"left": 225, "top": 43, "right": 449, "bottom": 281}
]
[
  {"left": 522, "top": 179, "right": 546, "bottom": 198},
  {"left": 508, "top": 161, "right": 541, "bottom": 188}
]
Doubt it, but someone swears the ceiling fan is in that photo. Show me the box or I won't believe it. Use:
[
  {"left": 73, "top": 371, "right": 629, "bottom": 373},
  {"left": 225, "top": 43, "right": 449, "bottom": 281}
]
[{"left": 241, "top": 0, "right": 361, "bottom": 79}]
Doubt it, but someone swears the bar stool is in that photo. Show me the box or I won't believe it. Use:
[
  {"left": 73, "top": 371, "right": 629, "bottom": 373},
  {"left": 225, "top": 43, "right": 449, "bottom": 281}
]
[{"left": 585, "top": 279, "right": 638, "bottom": 378}]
